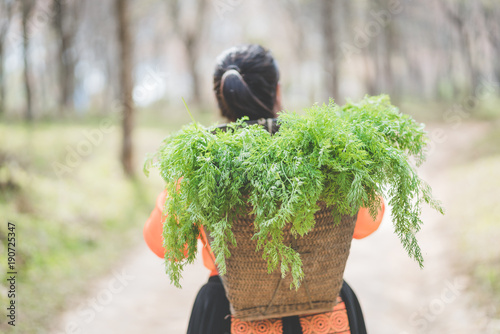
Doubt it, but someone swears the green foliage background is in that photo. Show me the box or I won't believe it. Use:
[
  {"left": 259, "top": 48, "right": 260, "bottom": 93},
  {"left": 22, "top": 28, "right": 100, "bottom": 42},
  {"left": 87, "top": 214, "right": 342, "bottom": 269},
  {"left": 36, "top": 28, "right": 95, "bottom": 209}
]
[{"left": 146, "top": 95, "right": 444, "bottom": 288}]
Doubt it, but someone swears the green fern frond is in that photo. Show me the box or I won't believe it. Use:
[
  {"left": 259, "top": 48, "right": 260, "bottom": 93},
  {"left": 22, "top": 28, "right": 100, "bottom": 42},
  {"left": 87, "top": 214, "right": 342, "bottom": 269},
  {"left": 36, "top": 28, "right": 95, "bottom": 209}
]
[{"left": 144, "top": 95, "right": 444, "bottom": 288}]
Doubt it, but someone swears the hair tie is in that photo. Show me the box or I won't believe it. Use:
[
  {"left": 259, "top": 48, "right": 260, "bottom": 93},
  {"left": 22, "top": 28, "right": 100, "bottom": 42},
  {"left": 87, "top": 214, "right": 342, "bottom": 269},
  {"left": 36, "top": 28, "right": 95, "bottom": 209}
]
[
  {"left": 220, "top": 69, "right": 243, "bottom": 93},
  {"left": 226, "top": 64, "right": 240, "bottom": 72}
]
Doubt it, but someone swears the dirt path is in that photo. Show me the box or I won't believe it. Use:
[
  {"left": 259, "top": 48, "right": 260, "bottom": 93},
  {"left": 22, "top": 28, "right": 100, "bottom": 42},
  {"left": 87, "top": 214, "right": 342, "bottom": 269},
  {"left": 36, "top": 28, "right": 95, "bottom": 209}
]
[
  {"left": 56, "top": 122, "right": 491, "bottom": 334},
  {"left": 344, "top": 122, "right": 492, "bottom": 333},
  {"left": 54, "top": 244, "right": 208, "bottom": 334}
]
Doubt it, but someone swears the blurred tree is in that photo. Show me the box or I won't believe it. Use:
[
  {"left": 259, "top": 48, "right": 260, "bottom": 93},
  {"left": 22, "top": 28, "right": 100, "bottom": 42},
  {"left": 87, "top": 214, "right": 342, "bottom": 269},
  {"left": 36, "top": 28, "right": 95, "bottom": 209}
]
[
  {"left": 116, "top": 0, "right": 135, "bottom": 177},
  {"left": 439, "top": 0, "right": 480, "bottom": 97},
  {"left": 379, "top": 0, "right": 396, "bottom": 99},
  {"left": 52, "top": 0, "right": 83, "bottom": 115},
  {"left": 363, "top": 0, "right": 396, "bottom": 98},
  {"left": 0, "top": 0, "right": 497, "bottom": 121},
  {"left": 21, "top": 0, "right": 35, "bottom": 122},
  {"left": 362, "top": 2, "right": 379, "bottom": 96},
  {"left": 482, "top": 0, "right": 500, "bottom": 84},
  {"left": 280, "top": 0, "right": 317, "bottom": 102},
  {"left": 0, "top": 0, "right": 14, "bottom": 116},
  {"left": 281, "top": 0, "right": 309, "bottom": 63},
  {"left": 167, "top": 0, "right": 208, "bottom": 106},
  {"left": 320, "top": 0, "right": 340, "bottom": 101}
]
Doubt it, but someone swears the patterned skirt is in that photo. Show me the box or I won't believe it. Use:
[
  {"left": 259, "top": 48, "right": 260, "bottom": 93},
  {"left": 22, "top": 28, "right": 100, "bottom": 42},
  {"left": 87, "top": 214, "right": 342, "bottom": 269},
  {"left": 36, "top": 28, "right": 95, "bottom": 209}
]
[{"left": 231, "top": 296, "right": 350, "bottom": 334}]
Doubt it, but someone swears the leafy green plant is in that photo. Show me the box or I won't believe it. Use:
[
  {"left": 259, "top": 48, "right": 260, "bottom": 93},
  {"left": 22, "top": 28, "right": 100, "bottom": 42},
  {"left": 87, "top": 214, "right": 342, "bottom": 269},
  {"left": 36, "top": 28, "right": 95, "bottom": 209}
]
[{"left": 145, "top": 95, "right": 444, "bottom": 288}]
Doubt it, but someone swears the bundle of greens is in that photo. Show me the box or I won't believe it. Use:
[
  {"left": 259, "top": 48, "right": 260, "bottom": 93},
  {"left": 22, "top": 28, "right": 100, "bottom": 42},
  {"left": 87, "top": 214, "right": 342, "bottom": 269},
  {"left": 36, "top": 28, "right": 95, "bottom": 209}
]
[{"left": 144, "top": 95, "right": 444, "bottom": 288}]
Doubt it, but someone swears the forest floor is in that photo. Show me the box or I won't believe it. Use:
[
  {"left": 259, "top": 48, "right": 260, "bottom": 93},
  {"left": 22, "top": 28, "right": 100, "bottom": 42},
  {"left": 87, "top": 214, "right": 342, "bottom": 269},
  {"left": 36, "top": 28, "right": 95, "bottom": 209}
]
[{"left": 54, "top": 121, "right": 500, "bottom": 334}]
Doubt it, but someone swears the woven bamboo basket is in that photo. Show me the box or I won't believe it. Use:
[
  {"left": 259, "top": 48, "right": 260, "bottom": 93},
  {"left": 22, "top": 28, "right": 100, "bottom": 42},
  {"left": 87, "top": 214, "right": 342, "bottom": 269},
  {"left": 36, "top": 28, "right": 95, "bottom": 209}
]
[{"left": 205, "top": 202, "right": 357, "bottom": 321}]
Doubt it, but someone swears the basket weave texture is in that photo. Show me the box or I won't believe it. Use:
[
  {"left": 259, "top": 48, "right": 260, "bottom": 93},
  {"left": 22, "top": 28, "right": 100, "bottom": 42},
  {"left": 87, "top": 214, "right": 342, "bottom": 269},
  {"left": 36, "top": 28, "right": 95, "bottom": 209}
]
[{"left": 206, "top": 202, "right": 357, "bottom": 321}]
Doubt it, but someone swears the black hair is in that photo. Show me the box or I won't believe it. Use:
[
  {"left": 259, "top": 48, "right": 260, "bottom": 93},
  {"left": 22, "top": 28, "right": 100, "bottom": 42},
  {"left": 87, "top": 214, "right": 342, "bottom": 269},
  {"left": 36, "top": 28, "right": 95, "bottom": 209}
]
[{"left": 213, "top": 44, "right": 280, "bottom": 122}]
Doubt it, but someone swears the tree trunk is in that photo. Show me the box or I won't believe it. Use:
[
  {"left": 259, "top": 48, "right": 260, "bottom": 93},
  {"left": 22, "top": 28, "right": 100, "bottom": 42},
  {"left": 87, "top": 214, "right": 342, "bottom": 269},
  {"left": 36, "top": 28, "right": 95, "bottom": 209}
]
[
  {"left": 0, "top": 41, "right": 5, "bottom": 115},
  {"left": 185, "top": 37, "right": 201, "bottom": 106},
  {"left": 363, "top": 53, "right": 377, "bottom": 96},
  {"left": 365, "top": 0, "right": 393, "bottom": 97},
  {"left": 365, "top": 0, "right": 380, "bottom": 96},
  {"left": 0, "top": 2, "right": 13, "bottom": 116},
  {"left": 320, "top": 0, "right": 339, "bottom": 101},
  {"left": 281, "top": 0, "right": 311, "bottom": 102},
  {"left": 22, "top": 0, "right": 34, "bottom": 122},
  {"left": 116, "top": 0, "right": 134, "bottom": 177},
  {"left": 53, "top": 0, "right": 77, "bottom": 114},
  {"left": 482, "top": 1, "right": 500, "bottom": 84},
  {"left": 383, "top": 14, "right": 397, "bottom": 101},
  {"left": 168, "top": 0, "right": 207, "bottom": 106},
  {"left": 440, "top": 0, "right": 479, "bottom": 97}
]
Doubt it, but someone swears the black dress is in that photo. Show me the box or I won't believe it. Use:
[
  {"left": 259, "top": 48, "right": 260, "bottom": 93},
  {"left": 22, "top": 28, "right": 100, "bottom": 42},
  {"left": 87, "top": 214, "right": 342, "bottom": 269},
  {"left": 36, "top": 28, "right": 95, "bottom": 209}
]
[{"left": 186, "top": 276, "right": 367, "bottom": 334}]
